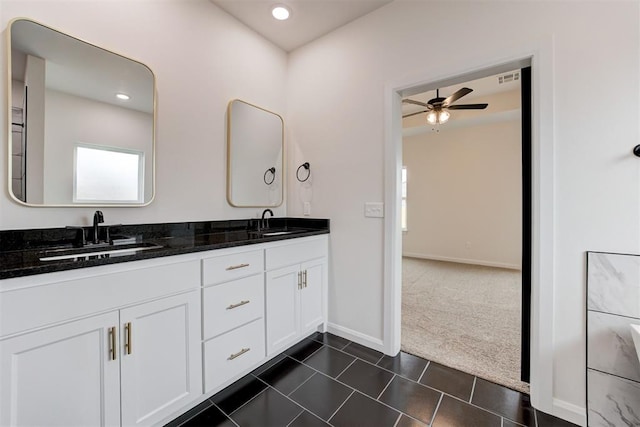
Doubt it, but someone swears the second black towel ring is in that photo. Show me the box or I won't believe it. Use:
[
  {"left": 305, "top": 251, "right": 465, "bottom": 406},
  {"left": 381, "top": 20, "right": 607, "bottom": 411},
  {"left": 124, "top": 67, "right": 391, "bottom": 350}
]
[
  {"left": 296, "top": 162, "right": 311, "bottom": 182},
  {"left": 264, "top": 167, "right": 276, "bottom": 185}
]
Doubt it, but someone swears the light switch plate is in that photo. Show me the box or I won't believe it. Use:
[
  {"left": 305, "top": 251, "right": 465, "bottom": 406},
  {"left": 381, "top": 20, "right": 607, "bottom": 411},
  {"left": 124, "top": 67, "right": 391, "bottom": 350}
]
[
  {"left": 303, "top": 202, "right": 311, "bottom": 216},
  {"left": 365, "top": 202, "right": 384, "bottom": 218}
]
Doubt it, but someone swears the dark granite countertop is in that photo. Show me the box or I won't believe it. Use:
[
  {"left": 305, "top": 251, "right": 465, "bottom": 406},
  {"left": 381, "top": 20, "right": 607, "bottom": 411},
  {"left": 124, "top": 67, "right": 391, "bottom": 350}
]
[{"left": 0, "top": 218, "right": 329, "bottom": 279}]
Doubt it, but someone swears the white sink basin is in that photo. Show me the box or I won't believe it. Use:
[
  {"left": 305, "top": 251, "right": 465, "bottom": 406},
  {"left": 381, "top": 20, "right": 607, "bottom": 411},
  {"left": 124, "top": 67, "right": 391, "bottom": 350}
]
[
  {"left": 39, "top": 243, "right": 162, "bottom": 261},
  {"left": 262, "top": 231, "right": 294, "bottom": 236},
  {"left": 631, "top": 324, "right": 640, "bottom": 364}
]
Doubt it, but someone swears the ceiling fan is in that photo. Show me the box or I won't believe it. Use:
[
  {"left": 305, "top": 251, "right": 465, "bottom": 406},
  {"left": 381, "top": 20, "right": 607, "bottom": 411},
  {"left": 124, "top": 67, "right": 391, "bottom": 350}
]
[{"left": 402, "top": 87, "right": 488, "bottom": 125}]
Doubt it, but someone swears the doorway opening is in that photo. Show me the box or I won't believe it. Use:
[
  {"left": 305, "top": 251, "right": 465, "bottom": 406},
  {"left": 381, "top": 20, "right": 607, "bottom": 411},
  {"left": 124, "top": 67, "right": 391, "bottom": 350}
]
[{"left": 396, "top": 65, "right": 532, "bottom": 392}]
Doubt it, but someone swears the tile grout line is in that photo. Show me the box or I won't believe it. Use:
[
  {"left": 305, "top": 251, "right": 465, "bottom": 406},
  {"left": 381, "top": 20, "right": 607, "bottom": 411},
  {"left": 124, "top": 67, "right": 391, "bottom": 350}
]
[
  {"left": 391, "top": 411, "right": 403, "bottom": 427},
  {"left": 209, "top": 401, "right": 240, "bottom": 427},
  {"left": 287, "top": 371, "right": 318, "bottom": 397},
  {"left": 376, "top": 373, "right": 397, "bottom": 400},
  {"left": 227, "top": 385, "right": 270, "bottom": 417},
  {"left": 430, "top": 392, "right": 445, "bottom": 426},
  {"left": 417, "top": 360, "right": 431, "bottom": 383},
  {"left": 298, "top": 341, "right": 326, "bottom": 363},
  {"left": 173, "top": 400, "right": 215, "bottom": 427},
  {"left": 469, "top": 376, "right": 477, "bottom": 403},
  {"left": 326, "top": 389, "right": 356, "bottom": 424},
  {"left": 333, "top": 358, "right": 358, "bottom": 379},
  {"left": 255, "top": 373, "right": 331, "bottom": 426},
  {"left": 284, "top": 409, "right": 306, "bottom": 427}
]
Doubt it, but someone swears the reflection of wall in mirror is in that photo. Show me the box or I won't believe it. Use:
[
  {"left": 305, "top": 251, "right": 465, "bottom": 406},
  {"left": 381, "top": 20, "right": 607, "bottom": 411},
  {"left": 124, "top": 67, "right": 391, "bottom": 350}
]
[
  {"left": 43, "top": 89, "right": 153, "bottom": 204},
  {"left": 230, "top": 102, "right": 282, "bottom": 206}
]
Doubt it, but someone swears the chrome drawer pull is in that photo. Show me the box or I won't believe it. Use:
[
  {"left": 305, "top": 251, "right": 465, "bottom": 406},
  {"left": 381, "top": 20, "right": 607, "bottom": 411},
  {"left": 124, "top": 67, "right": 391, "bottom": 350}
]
[
  {"left": 226, "top": 263, "right": 250, "bottom": 271},
  {"left": 228, "top": 347, "right": 250, "bottom": 360},
  {"left": 226, "top": 300, "right": 250, "bottom": 310}
]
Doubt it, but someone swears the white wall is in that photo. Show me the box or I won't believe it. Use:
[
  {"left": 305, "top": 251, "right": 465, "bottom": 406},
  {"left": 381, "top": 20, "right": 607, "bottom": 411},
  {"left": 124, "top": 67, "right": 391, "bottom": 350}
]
[
  {"left": 286, "top": 0, "right": 639, "bottom": 421},
  {"left": 402, "top": 118, "right": 522, "bottom": 269},
  {"left": 0, "top": 0, "right": 288, "bottom": 226}
]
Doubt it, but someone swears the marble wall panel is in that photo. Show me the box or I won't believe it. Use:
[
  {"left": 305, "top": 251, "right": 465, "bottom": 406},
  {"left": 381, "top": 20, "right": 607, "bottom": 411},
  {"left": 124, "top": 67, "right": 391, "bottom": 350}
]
[
  {"left": 587, "top": 369, "right": 640, "bottom": 427},
  {"left": 588, "top": 311, "right": 640, "bottom": 382},
  {"left": 587, "top": 252, "right": 640, "bottom": 318}
]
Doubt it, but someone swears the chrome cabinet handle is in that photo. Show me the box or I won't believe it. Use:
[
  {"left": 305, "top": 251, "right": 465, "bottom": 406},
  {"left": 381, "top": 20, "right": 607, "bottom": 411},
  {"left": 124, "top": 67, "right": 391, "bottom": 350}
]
[
  {"left": 228, "top": 347, "right": 250, "bottom": 360},
  {"left": 109, "top": 326, "right": 117, "bottom": 361},
  {"left": 124, "top": 322, "right": 132, "bottom": 355},
  {"left": 226, "top": 263, "right": 250, "bottom": 271},
  {"left": 297, "top": 271, "right": 302, "bottom": 289},
  {"left": 226, "top": 300, "right": 250, "bottom": 310},
  {"left": 303, "top": 270, "right": 308, "bottom": 288}
]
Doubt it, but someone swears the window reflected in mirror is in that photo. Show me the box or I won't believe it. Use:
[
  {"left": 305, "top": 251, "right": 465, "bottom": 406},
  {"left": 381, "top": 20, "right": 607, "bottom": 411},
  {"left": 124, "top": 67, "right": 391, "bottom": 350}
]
[{"left": 74, "top": 145, "right": 144, "bottom": 203}]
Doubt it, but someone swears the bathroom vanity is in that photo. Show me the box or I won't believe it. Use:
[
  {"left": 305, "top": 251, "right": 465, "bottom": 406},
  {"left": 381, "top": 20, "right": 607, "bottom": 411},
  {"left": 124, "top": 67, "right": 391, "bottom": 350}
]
[{"left": 0, "top": 219, "right": 329, "bottom": 426}]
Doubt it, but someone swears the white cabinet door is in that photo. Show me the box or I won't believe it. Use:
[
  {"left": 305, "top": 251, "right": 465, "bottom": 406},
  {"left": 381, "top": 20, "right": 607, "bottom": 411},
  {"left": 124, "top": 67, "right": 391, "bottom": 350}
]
[
  {"left": 300, "top": 259, "right": 325, "bottom": 334},
  {"left": 119, "top": 292, "right": 202, "bottom": 427},
  {"left": 0, "top": 312, "right": 121, "bottom": 427},
  {"left": 266, "top": 264, "right": 300, "bottom": 356}
]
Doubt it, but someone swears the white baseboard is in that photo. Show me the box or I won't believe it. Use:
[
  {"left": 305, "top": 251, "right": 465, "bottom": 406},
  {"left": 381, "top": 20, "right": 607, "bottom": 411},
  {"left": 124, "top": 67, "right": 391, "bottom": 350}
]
[
  {"left": 326, "top": 322, "right": 386, "bottom": 354},
  {"left": 402, "top": 252, "right": 521, "bottom": 271},
  {"left": 551, "top": 398, "right": 586, "bottom": 426}
]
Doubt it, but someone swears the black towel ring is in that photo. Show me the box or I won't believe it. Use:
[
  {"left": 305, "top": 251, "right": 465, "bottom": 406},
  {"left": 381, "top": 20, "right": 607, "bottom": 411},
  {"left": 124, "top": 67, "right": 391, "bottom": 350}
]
[
  {"left": 264, "top": 167, "right": 276, "bottom": 185},
  {"left": 296, "top": 162, "right": 311, "bottom": 182}
]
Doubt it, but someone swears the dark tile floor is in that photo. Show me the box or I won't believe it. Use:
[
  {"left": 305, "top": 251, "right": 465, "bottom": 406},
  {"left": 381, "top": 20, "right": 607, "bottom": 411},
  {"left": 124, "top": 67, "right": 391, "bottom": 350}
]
[{"left": 166, "top": 333, "right": 578, "bottom": 427}]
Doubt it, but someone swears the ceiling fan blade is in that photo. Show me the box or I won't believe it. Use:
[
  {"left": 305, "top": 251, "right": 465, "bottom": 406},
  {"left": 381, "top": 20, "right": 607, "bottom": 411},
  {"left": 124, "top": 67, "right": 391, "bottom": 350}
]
[
  {"left": 443, "top": 87, "right": 473, "bottom": 106},
  {"left": 447, "top": 103, "right": 488, "bottom": 110},
  {"left": 402, "top": 99, "right": 431, "bottom": 108},
  {"left": 402, "top": 110, "right": 429, "bottom": 118}
]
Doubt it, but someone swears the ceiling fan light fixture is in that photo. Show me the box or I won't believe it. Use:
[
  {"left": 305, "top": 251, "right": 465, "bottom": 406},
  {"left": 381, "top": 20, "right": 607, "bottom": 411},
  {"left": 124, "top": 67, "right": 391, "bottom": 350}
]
[{"left": 426, "top": 109, "right": 450, "bottom": 125}]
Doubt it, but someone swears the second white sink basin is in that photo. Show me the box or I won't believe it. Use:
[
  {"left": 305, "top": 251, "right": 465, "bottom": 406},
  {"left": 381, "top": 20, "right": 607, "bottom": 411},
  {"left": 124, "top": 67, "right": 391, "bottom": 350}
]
[{"left": 631, "top": 324, "right": 640, "bottom": 364}]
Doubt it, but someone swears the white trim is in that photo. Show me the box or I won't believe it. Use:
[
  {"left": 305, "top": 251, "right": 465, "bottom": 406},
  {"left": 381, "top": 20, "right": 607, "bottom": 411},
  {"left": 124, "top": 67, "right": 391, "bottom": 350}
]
[
  {"left": 402, "top": 252, "right": 521, "bottom": 271},
  {"left": 552, "top": 398, "right": 586, "bottom": 426},
  {"left": 383, "top": 36, "right": 556, "bottom": 416},
  {"left": 326, "top": 322, "right": 385, "bottom": 353}
]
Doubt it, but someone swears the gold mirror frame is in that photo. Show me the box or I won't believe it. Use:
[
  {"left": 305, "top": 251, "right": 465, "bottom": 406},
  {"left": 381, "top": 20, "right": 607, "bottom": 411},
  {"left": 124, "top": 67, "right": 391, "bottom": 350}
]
[
  {"left": 226, "top": 99, "right": 284, "bottom": 208},
  {"left": 6, "top": 17, "right": 157, "bottom": 207}
]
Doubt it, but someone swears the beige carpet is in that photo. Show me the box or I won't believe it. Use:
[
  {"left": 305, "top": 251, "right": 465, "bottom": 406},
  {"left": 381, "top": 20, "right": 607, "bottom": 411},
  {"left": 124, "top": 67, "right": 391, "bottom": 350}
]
[{"left": 401, "top": 257, "right": 529, "bottom": 393}]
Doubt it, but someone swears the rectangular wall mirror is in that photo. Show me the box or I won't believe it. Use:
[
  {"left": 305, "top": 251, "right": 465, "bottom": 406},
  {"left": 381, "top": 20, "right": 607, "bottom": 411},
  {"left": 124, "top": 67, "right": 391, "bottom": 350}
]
[
  {"left": 8, "top": 18, "right": 156, "bottom": 206},
  {"left": 227, "top": 99, "right": 284, "bottom": 207}
]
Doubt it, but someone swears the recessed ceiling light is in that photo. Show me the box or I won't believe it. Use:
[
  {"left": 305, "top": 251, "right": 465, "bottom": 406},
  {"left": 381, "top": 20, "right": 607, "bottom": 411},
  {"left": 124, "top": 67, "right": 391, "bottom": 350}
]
[
  {"left": 271, "top": 5, "right": 290, "bottom": 20},
  {"left": 116, "top": 93, "right": 130, "bottom": 100}
]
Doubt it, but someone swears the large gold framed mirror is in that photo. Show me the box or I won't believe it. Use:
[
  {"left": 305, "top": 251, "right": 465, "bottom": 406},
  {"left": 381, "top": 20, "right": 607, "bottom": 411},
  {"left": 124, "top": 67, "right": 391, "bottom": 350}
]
[
  {"left": 227, "top": 99, "right": 284, "bottom": 207},
  {"left": 7, "top": 18, "right": 156, "bottom": 206}
]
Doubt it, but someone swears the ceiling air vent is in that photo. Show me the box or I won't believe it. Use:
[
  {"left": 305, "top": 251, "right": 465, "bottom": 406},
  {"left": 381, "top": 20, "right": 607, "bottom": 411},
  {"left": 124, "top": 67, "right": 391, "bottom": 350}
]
[{"left": 498, "top": 72, "right": 520, "bottom": 84}]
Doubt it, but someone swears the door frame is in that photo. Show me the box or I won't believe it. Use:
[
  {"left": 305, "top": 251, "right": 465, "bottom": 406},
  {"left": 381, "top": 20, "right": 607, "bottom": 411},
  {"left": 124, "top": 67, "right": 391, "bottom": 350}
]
[{"left": 382, "top": 38, "right": 555, "bottom": 415}]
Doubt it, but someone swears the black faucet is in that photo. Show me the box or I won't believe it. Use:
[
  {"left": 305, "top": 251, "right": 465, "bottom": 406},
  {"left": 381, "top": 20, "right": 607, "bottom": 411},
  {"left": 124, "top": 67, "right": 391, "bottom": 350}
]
[
  {"left": 92, "top": 210, "right": 104, "bottom": 244},
  {"left": 261, "top": 209, "right": 274, "bottom": 231}
]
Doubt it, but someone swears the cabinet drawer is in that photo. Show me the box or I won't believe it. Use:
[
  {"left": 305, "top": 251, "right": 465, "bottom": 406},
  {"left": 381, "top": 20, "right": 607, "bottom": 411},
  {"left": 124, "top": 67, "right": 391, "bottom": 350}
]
[
  {"left": 203, "top": 274, "right": 264, "bottom": 339},
  {"left": 202, "top": 250, "right": 264, "bottom": 285},
  {"left": 203, "top": 319, "right": 265, "bottom": 392},
  {"left": 266, "top": 237, "right": 327, "bottom": 270}
]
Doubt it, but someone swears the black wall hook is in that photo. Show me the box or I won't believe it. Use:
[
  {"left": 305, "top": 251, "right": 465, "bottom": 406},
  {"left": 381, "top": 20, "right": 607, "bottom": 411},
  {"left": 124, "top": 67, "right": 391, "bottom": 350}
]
[
  {"left": 634, "top": 145, "right": 640, "bottom": 157},
  {"left": 296, "top": 162, "right": 311, "bottom": 182}
]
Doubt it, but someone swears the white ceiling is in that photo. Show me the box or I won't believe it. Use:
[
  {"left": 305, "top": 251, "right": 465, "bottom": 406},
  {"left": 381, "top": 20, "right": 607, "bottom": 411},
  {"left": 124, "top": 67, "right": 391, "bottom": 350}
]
[
  {"left": 11, "top": 19, "right": 154, "bottom": 114},
  {"left": 209, "top": 0, "right": 393, "bottom": 52}
]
